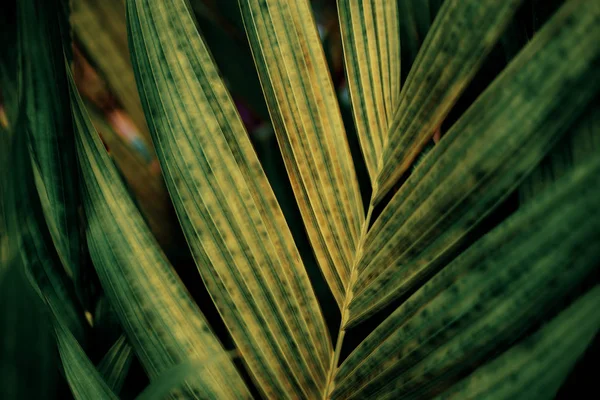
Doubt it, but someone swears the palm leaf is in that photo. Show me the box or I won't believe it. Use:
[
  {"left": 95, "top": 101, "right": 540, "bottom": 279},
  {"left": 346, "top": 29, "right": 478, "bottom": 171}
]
[
  {"left": 97, "top": 335, "right": 134, "bottom": 394},
  {"left": 347, "top": 0, "right": 600, "bottom": 327},
  {"left": 239, "top": 0, "right": 365, "bottom": 308},
  {"left": 333, "top": 155, "right": 600, "bottom": 399},
  {"left": 520, "top": 97, "right": 599, "bottom": 202},
  {"left": 53, "top": 306, "right": 119, "bottom": 400},
  {"left": 127, "top": 0, "right": 331, "bottom": 397},
  {"left": 8, "top": 122, "right": 87, "bottom": 341},
  {"left": 337, "top": 0, "right": 400, "bottom": 180},
  {"left": 69, "top": 66, "right": 250, "bottom": 398},
  {"left": 17, "top": 0, "right": 81, "bottom": 280},
  {"left": 436, "top": 285, "right": 600, "bottom": 400},
  {"left": 374, "top": 0, "right": 525, "bottom": 202}
]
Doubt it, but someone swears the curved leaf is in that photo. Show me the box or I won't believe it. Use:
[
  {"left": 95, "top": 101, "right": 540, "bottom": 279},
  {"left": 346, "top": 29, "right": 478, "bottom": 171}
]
[
  {"left": 436, "top": 285, "right": 600, "bottom": 400},
  {"left": 374, "top": 0, "right": 525, "bottom": 202},
  {"left": 333, "top": 155, "right": 600, "bottom": 399},
  {"left": 239, "top": 0, "right": 364, "bottom": 307},
  {"left": 69, "top": 68, "right": 250, "bottom": 398},
  {"left": 127, "top": 0, "right": 332, "bottom": 397},
  {"left": 18, "top": 0, "right": 81, "bottom": 279},
  {"left": 97, "top": 335, "right": 134, "bottom": 394},
  {"left": 53, "top": 306, "right": 119, "bottom": 400},
  {"left": 347, "top": 0, "right": 600, "bottom": 327}
]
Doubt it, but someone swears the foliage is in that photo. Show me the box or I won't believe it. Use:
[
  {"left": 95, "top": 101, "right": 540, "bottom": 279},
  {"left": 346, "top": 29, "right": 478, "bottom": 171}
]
[{"left": 1, "top": 0, "right": 599, "bottom": 398}]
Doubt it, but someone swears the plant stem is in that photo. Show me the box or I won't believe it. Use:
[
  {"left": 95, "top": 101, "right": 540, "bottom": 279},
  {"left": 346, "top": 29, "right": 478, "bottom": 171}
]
[{"left": 323, "top": 200, "right": 375, "bottom": 398}]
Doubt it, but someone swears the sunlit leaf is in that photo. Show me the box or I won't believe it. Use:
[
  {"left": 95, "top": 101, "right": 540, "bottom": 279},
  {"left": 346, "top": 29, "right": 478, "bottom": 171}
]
[
  {"left": 127, "top": 0, "right": 332, "bottom": 397},
  {"left": 69, "top": 66, "right": 250, "bottom": 398}
]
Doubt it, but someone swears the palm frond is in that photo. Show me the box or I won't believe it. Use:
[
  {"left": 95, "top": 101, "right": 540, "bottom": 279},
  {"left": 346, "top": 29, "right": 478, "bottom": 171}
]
[
  {"left": 348, "top": 0, "right": 600, "bottom": 327},
  {"left": 69, "top": 66, "right": 250, "bottom": 398},
  {"left": 18, "top": 0, "right": 81, "bottom": 281},
  {"left": 436, "top": 285, "right": 600, "bottom": 400},
  {"left": 239, "top": 0, "right": 365, "bottom": 308},
  {"left": 374, "top": 0, "right": 525, "bottom": 202},
  {"left": 337, "top": 0, "right": 400, "bottom": 180},
  {"left": 334, "top": 155, "right": 600, "bottom": 399},
  {"left": 127, "top": 0, "right": 332, "bottom": 397}
]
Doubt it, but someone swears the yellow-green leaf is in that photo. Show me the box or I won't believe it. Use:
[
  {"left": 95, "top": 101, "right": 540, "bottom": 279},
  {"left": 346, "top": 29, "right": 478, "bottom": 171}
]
[
  {"left": 337, "top": 0, "right": 400, "bottom": 181},
  {"left": 240, "top": 0, "right": 364, "bottom": 307},
  {"left": 127, "top": 0, "right": 331, "bottom": 397},
  {"left": 347, "top": 0, "right": 600, "bottom": 327},
  {"left": 374, "top": 0, "right": 525, "bottom": 202},
  {"left": 69, "top": 67, "right": 250, "bottom": 399}
]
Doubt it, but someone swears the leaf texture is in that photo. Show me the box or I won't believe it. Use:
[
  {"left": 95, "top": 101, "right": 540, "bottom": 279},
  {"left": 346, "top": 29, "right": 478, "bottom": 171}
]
[
  {"left": 239, "top": 0, "right": 364, "bottom": 307},
  {"left": 9, "top": 127, "right": 86, "bottom": 342},
  {"left": 97, "top": 335, "right": 134, "bottom": 394},
  {"left": 337, "top": 0, "right": 400, "bottom": 181},
  {"left": 347, "top": 0, "right": 600, "bottom": 327},
  {"left": 127, "top": 0, "right": 331, "bottom": 398},
  {"left": 53, "top": 308, "right": 119, "bottom": 400},
  {"left": 69, "top": 68, "right": 250, "bottom": 399},
  {"left": 436, "top": 285, "right": 600, "bottom": 400},
  {"left": 374, "top": 0, "right": 525, "bottom": 202},
  {"left": 520, "top": 97, "right": 600, "bottom": 202},
  {"left": 333, "top": 155, "right": 600, "bottom": 399},
  {"left": 17, "top": 0, "right": 81, "bottom": 279}
]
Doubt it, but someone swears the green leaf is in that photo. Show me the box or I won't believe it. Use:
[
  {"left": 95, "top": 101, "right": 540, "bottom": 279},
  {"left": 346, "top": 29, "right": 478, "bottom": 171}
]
[
  {"left": 374, "top": 0, "right": 525, "bottom": 202},
  {"left": 135, "top": 352, "right": 236, "bottom": 400},
  {"left": 69, "top": 66, "right": 250, "bottom": 398},
  {"left": 97, "top": 335, "right": 134, "bottom": 394},
  {"left": 347, "top": 0, "right": 600, "bottom": 327},
  {"left": 436, "top": 285, "right": 600, "bottom": 400},
  {"left": 127, "top": 0, "right": 331, "bottom": 397},
  {"left": 8, "top": 123, "right": 86, "bottom": 342},
  {"left": 337, "top": 0, "right": 400, "bottom": 181},
  {"left": 333, "top": 155, "right": 600, "bottom": 399},
  {"left": 18, "top": 0, "right": 81, "bottom": 280},
  {"left": 239, "top": 0, "right": 364, "bottom": 308},
  {"left": 520, "top": 97, "right": 600, "bottom": 202},
  {"left": 53, "top": 305, "right": 119, "bottom": 400}
]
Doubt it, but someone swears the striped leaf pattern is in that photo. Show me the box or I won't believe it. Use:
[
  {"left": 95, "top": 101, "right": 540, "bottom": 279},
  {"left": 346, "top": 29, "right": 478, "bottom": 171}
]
[
  {"left": 337, "top": 0, "right": 400, "bottom": 181},
  {"left": 374, "top": 0, "right": 525, "bottom": 202},
  {"left": 97, "top": 335, "right": 134, "bottom": 394},
  {"left": 347, "top": 0, "right": 600, "bottom": 327},
  {"left": 70, "top": 68, "right": 250, "bottom": 398},
  {"left": 127, "top": 0, "right": 331, "bottom": 397},
  {"left": 436, "top": 285, "right": 600, "bottom": 400},
  {"left": 333, "top": 156, "right": 600, "bottom": 399},
  {"left": 239, "top": 0, "right": 364, "bottom": 308},
  {"left": 53, "top": 307, "right": 119, "bottom": 400},
  {"left": 17, "top": 0, "right": 81, "bottom": 280}
]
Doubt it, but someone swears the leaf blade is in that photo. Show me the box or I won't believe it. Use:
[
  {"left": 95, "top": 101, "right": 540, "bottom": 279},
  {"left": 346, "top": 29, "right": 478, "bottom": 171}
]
[
  {"left": 240, "top": 0, "right": 364, "bottom": 307},
  {"left": 69, "top": 67, "right": 250, "bottom": 399},
  {"left": 348, "top": 0, "right": 600, "bottom": 327},
  {"left": 337, "top": 0, "right": 400, "bottom": 180},
  {"left": 374, "top": 0, "right": 525, "bottom": 202},
  {"left": 334, "top": 155, "right": 600, "bottom": 399},
  {"left": 436, "top": 285, "right": 600, "bottom": 400},
  {"left": 127, "top": 0, "right": 332, "bottom": 397}
]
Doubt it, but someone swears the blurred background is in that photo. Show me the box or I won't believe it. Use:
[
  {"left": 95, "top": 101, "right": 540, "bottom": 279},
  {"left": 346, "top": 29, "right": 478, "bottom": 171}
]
[{"left": 0, "top": 0, "right": 596, "bottom": 398}]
